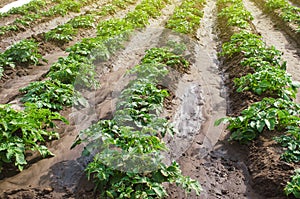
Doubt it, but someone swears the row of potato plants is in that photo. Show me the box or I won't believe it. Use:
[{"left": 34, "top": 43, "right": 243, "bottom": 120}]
[
  {"left": 0, "top": 0, "right": 169, "bottom": 173},
  {"left": 166, "top": 0, "right": 205, "bottom": 34},
  {"left": 0, "top": 0, "right": 96, "bottom": 36},
  {"left": 71, "top": 42, "right": 202, "bottom": 198},
  {"left": 0, "top": 0, "right": 54, "bottom": 18},
  {"left": 264, "top": 0, "right": 300, "bottom": 33},
  {"left": 0, "top": 39, "right": 45, "bottom": 79},
  {"left": 44, "top": 0, "right": 137, "bottom": 44},
  {"left": 215, "top": 0, "right": 300, "bottom": 197}
]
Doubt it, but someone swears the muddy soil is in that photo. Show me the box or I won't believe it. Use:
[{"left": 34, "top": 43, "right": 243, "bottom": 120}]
[{"left": 0, "top": 0, "right": 299, "bottom": 198}]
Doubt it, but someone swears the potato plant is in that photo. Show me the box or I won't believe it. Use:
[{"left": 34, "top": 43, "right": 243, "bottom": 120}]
[
  {"left": 0, "top": 0, "right": 86, "bottom": 36},
  {"left": 166, "top": 0, "right": 205, "bottom": 34},
  {"left": 0, "top": 39, "right": 44, "bottom": 69},
  {"left": 285, "top": 169, "right": 300, "bottom": 198},
  {"left": 20, "top": 80, "right": 88, "bottom": 111},
  {"left": 0, "top": 103, "right": 67, "bottom": 172}
]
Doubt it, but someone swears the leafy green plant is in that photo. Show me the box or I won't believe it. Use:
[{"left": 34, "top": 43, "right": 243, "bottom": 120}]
[
  {"left": 215, "top": 98, "right": 300, "bottom": 143},
  {"left": 234, "top": 65, "right": 300, "bottom": 99},
  {"left": 142, "top": 47, "right": 189, "bottom": 69},
  {"left": 0, "top": 25, "right": 19, "bottom": 35},
  {"left": 274, "top": 127, "right": 300, "bottom": 162},
  {"left": 44, "top": 0, "right": 81, "bottom": 16},
  {"left": 47, "top": 55, "right": 99, "bottom": 89},
  {"left": 0, "top": 103, "right": 67, "bottom": 171},
  {"left": 20, "top": 79, "right": 88, "bottom": 111},
  {"left": 265, "top": 0, "right": 300, "bottom": 31},
  {"left": 45, "top": 23, "right": 77, "bottom": 43},
  {"left": 285, "top": 169, "right": 300, "bottom": 198},
  {"left": 69, "top": 14, "right": 95, "bottom": 28},
  {"left": 166, "top": 0, "right": 205, "bottom": 34},
  {"left": 218, "top": 4, "right": 253, "bottom": 28},
  {"left": 72, "top": 44, "right": 201, "bottom": 198},
  {"left": 2, "top": 39, "right": 44, "bottom": 66},
  {"left": 266, "top": 0, "right": 288, "bottom": 10}
]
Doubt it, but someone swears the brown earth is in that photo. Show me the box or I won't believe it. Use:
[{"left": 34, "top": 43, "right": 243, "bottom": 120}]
[
  {"left": 0, "top": 0, "right": 16, "bottom": 9},
  {"left": 0, "top": 0, "right": 300, "bottom": 198}
]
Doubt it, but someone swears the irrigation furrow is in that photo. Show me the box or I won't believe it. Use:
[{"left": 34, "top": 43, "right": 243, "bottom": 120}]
[{"left": 243, "top": 0, "right": 300, "bottom": 103}]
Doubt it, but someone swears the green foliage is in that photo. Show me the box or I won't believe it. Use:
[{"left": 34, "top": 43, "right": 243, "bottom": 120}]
[
  {"left": 0, "top": 25, "right": 19, "bottom": 35},
  {"left": 48, "top": 55, "right": 99, "bottom": 89},
  {"left": 265, "top": 0, "right": 300, "bottom": 31},
  {"left": 72, "top": 45, "right": 200, "bottom": 198},
  {"left": 218, "top": 4, "right": 253, "bottom": 28},
  {"left": 215, "top": 98, "right": 300, "bottom": 143},
  {"left": 142, "top": 47, "right": 189, "bottom": 69},
  {"left": 44, "top": 0, "right": 81, "bottom": 16},
  {"left": 274, "top": 127, "right": 300, "bottom": 162},
  {"left": 1, "top": 39, "right": 44, "bottom": 67},
  {"left": 266, "top": 0, "right": 288, "bottom": 10},
  {"left": 97, "top": 19, "right": 134, "bottom": 38},
  {"left": 0, "top": 103, "right": 67, "bottom": 171},
  {"left": 166, "top": 0, "right": 205, "bottom": 34},
  {"left": 45, "top": 23, "right": 77, "bottom": 43},
  {"left": 5, "top": 0, "right": 47, "bottom": 15},
  {"left": 20, "top": 79, "right": 88, "bottom": 111},
  {"left": 285, "top": 169, "right": 300, "bottom": 198},
  {"left": 234, "top": 65, "right": 300, "bottom": 100},
  {"left": 69, "top": 14, "right": 95, "bottom": 28}
]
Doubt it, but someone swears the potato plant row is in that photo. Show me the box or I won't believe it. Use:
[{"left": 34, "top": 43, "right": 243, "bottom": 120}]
[
  {"left": 0, "top": 0, "right": 55, "bottom": 18},
  {"left": 166, "top": 0, "right": 205, "bottom": 34},
  {"left": 264, "top": 0, "right": 300, "bottom": 32},
  {"left": 215, "top": 0, "right": 300, "bottom": 197},
  {"left": 72, "top": 43, "right": 202, "bottom": 198},
  {"left": 44, "top": 0, "right": 137, "bottom": 44},
  {"left": 0, "top": 0, "right": 97, "bottom": 37},
  {"left": 0, "top": 39, "right": 44, "bottom": 79}
]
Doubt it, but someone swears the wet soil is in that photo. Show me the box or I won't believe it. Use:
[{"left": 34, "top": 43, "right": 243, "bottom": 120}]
[{"left": 0, "top": 0, "right": 299, "bottom": 198}]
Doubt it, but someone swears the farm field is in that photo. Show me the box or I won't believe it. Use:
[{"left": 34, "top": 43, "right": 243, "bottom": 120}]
[{"left": 0, "top": 0, "right": 300, "bottom": 198}]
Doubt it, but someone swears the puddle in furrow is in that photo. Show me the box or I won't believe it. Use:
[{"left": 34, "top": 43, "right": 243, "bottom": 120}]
[
  {"left": 243, "top": 0, "right": 300, "bottom": 102},
  {"left": 166, "top": 0, "right": 226, "bottom": 163},
  {"left": 0, "top": 0, "right": 32, "bottom": 13}
]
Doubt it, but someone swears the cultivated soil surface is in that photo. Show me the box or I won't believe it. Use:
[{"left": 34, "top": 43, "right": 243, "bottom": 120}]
[{"left": 0, "top": 0, "right": 300, "bottom": 198}]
